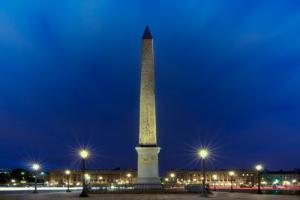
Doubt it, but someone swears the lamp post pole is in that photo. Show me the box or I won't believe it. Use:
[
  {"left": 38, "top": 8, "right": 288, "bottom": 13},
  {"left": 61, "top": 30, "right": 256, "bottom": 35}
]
[
  {"left": 257, "top": 171, "right": 262, "bottom": 194},
  {"left": 255, "top": 164, "right": 263, "bottom": 194},
  {"left": 65, "top": 170, "right": 71, "bottom": 192},
  {"left": 230, "top": 176, "right": 233, "bottom": 192},
  {"left": 68, "top": 175, "right": 70, "bottom": 192},
  {"left": 80, "top": 158, "right": 88, "bottom": 197},
  {"left": 34, "top": 172, "right": 38, "bottom": 193},
  {"left": 79, "top": 149, "right": 89, "bottom": 197},
  {"left": 212, "top": 175, "right": 217, "bottom": 191},
  {"left": 127, "top": 173, "right": 132, "bottom": 185},
  {"left": 32, "top": 163, "right": 40, "bottom": 194},
  {"left": 198, "top": 148, "right": 209, "bottom": 196},
  {"left": 170, "top": 173, "right": 176, "bottom": 187},
  {"left": 229, "top": 171, "right": 235, "bottom": 192},
  {"left": 214, "top": 180, "right": 216, "bottom": 191},
  {"left": 202, "top": 159, "right": 206, "bottom": 194}
]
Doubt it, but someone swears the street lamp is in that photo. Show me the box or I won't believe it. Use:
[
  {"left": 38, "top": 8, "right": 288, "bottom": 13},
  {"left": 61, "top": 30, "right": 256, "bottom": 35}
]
[
  {"left": 198, "top": 148, "right": 209, "bottom": 195},
  {"left": 79, "top": 149, "right": 89, "bottom": 197},
  {"left": 32, "top": 163, "right": 40, "bottom": 193},
  {"left": 11, "top": 179, "right": 16, "bottom": 186},
  {"left": 228, "top": 171, "right": 235, "bottom": 192},
  {"left": 170, "top": 173, "right": 176, "bottom": 182},
  {"left": 126, "top": 173, "right": 132, "bottom": 184},
  {"left": 212, "top": 174, "right": 218, "bottom": 191},
  {"left": 255, "top": 164, "right": 264, "bottom": 194},
  {"left": 98, "top": 176, "right": 103, "bottom": 184},
  {"left": 292, "top": 179, "right": 297, "bottom": 189},
  {"left": 169, "top": 173, "right": 176, "bottom": 187},
  {"left": 65, "top": 170, "right": 71, "bottom": 192}
]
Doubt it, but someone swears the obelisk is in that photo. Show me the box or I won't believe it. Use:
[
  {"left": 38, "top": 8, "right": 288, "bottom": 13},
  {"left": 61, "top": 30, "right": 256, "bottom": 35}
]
[{"left": 135, "top": 25, "right": 161, "bottom": 188}]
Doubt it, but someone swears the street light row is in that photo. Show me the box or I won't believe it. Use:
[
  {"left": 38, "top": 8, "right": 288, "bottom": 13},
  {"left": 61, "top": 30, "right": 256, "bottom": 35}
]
[
  {"left": 198, "top": 148, "right": 264, "bottom": 195},
  {"left": 31, "top": 149, "right": 90, "bottom": 197},
  {"left": 31, "top": 148, "right": 264, "bottom": 196}
]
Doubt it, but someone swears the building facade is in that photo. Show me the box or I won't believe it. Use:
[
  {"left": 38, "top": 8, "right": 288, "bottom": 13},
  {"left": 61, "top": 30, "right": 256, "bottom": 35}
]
[
  {"left": 164, "top": 169, "right": 256, "bottom": 187},
  {"left": 47, "top": 168, "right": 299, "bottom": 188},
  {"left": 164, "top": 169, "right": 300, "bottom": 187},
  {"left": 262, "top": 170, "right": 300, "bottom": 186},
  {"left": 48, "top": 169, "right": 136, "bottom": 186}
]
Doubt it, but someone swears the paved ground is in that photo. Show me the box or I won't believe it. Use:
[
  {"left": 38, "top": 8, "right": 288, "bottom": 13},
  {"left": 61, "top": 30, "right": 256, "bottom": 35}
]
[{"left": 0, "top": 191, "right": 299, "bottom": 200}]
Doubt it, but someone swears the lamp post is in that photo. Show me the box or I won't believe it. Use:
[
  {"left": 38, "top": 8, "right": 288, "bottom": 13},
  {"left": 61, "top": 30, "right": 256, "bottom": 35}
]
[
  {"left": 40, "top": 171, "right": 45, "bottom": 185},
  {"left": 170, "top": 173, "right": 176, "bottom": 185},
  {"left": 170, "top": 173, "right": 175, "bottom": 180},
  {"left": 292, "top": 179, "right": 297, "bottom": 187},
  {"left": 98, "top": 176, "right": 103, "bottom": 184},
  {"left": 198, "top": 148, "right": 209, "bottom": 195},
  {"left": 65, "top": 170, "right": 71, "bottom": 192},
  {"left": 292, "top": 179, "right": 297, "bottom": 191},
  {"left": 228, "top": 171, "right": 235, "bottom": 192},
  {"left": 255, "top": 164, "right": 263, "bottom": 194},
  {"left": 165, "top": 177, "right": 169, "bottom": 183},
  {"left": 212, "top": 174, "right": 218, "bottom": 191},
  {"left": 79, "top": 149, "right": 89, "bottom": 197},
  {"left": 32, "top": 163, "right": 40, "bottom": 194},
  {"left": 126, "top": 173, "right": 132, "bottom": 185}
]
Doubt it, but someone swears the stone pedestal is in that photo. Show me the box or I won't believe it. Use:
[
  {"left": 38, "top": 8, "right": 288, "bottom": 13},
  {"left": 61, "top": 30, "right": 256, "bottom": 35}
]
[{"left": 135, "top": 146, "right": 162, "bottom": 189}]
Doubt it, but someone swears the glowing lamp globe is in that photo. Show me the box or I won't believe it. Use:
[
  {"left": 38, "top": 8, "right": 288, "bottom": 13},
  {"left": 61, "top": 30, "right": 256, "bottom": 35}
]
[
  {"left": 229, "top": 171, "right": 235, "bottom": 176},
  {"left": 79, "top": 149, "right": 89, "bottom": 159},
  {"left": 198, "top": 149, "right": 209, "bottom": 159},
  {"left": 212, "top": 174, "right": 218, "bottom": 180},
  {"left": 65, "top": 170, "right": 71, "bottom": 175},
  {"left": 32, "top": 163, "right": 40, "bottom": 171},
  {"left": 255, "top": 164, "right": 263, "bottom": 171}
]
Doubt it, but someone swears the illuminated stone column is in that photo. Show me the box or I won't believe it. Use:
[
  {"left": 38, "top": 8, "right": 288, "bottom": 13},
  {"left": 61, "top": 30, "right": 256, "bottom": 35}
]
[
  {"left": 135, "top": 25, "right": 161, "bottom": 189},
  {"left": 139, "top": 25, "right": 157, "bottom": 145}
]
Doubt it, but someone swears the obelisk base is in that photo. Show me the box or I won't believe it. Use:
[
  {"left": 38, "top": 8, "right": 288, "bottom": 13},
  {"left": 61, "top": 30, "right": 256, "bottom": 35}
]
[{"left": 135, "top": 147, "right": 162, "bottom": 189}]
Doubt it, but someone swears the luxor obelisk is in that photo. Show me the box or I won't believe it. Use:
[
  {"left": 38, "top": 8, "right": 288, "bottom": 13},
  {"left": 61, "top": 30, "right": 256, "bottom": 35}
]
[{"left": 135, "top": 25, "right": 161, "bottom": 188}]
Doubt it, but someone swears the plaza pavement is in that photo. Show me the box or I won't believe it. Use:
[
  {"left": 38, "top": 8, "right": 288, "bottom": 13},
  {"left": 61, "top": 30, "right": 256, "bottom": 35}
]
[{"left": 0, "top": 191, "right": 299, "bottom": 200}]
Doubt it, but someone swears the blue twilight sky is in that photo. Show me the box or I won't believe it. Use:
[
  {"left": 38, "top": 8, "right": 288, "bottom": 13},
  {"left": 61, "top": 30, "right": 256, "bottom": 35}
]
[{"left": 0, "top": 0, "right": 300, "bottom": 172}]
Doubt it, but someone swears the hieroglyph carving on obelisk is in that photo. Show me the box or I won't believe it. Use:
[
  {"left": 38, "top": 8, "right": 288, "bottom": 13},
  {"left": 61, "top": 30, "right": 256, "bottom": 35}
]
[{"left": 135, "top": 25, "right": 161, "bottom": 188}]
